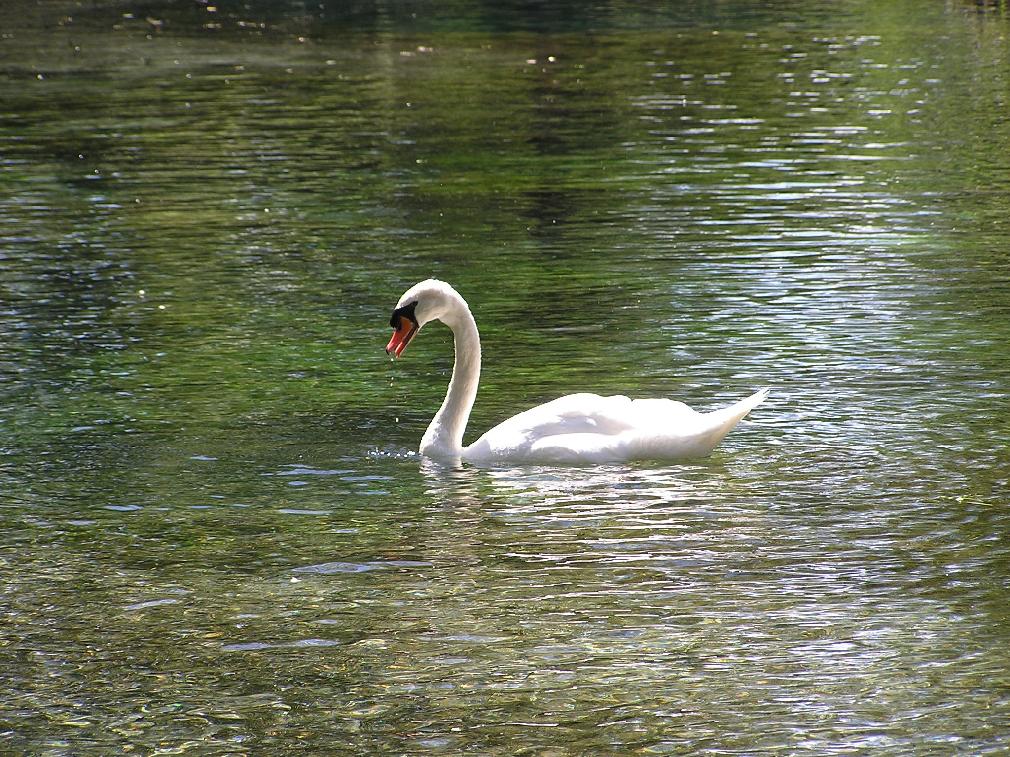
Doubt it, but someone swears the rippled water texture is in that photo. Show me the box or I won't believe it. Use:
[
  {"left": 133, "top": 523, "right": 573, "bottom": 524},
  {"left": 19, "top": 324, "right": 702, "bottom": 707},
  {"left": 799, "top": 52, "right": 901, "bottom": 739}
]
[{"left": 2, "top": 0, "right": 1010, "bottom": 753}]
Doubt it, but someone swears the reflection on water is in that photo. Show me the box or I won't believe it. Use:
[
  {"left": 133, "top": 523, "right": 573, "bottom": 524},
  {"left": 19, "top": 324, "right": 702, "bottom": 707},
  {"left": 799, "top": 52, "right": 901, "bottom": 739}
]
[{"left": 3, "top": 0, "right": 1010, "bottom": 753}]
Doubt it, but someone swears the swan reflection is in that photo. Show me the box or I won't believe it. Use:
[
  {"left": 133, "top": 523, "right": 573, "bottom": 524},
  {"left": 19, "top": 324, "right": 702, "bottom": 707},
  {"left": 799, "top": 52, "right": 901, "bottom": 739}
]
[{"left": 419, "top": 457, "right": 724, "bottom": 517}]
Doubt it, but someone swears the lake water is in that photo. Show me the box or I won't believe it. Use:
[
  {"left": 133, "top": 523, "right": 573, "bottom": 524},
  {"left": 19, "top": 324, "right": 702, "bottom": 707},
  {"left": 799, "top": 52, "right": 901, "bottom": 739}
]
[{"left": 2, "top": 0, "right": 1010, "bottom": 753}]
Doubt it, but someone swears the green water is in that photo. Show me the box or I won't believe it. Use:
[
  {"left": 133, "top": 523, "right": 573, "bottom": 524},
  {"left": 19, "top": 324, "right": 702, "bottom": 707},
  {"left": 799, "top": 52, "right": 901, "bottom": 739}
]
[{"left": 3, "top": 0, "right": 1010, "bottom": 753}]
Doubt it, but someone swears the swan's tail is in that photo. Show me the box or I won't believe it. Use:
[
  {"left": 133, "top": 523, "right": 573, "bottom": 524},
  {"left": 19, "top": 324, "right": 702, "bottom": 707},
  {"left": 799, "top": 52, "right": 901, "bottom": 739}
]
[
  {"left": 644, "top": 387, "right": 768, "bottom": 459},
  {"left": 627, "top": 388, "right": 769, "bottom": 460},
  {"left": 693, "top": 387, "right": 769, "bottom": 454},
  {"left": 712, "top": 387, "right": 770, "bottom": 423}
]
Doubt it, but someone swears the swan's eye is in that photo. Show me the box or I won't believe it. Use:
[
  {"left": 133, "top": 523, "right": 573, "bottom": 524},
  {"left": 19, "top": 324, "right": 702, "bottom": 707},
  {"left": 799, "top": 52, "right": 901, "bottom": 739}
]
[{"left": 389, "top": 301, "right": 418, "bottom": 329}]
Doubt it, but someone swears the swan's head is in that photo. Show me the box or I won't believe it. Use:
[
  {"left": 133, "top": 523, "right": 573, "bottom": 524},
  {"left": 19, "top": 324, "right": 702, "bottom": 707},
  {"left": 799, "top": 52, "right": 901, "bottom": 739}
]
[{"left": 385, "top": 279, "right": 464, "bottom": 358}]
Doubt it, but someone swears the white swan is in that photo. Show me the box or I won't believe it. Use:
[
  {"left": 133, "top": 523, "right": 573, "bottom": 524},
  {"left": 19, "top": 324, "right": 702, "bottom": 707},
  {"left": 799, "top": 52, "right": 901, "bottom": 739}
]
[{"left": 386, "top": 279, "right": 768, "bottom": 464}]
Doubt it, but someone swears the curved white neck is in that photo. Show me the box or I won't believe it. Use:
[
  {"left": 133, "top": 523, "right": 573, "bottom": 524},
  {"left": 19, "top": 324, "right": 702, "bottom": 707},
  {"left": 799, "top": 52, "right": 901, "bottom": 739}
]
[{"left": 419, "top": 301, "right": 481, "bottom": 459}]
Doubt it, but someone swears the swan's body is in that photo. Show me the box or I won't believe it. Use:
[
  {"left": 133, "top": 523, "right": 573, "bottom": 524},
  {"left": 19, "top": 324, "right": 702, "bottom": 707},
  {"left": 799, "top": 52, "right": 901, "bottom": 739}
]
[{"left": 386, "top": 279, "right": 767, "bottom": 464}]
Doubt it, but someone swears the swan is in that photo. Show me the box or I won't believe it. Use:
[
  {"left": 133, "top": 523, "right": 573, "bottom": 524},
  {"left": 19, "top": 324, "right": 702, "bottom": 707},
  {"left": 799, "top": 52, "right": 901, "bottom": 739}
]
[{"left": 385, "top": 279, "right": 768, "bottom": 464}]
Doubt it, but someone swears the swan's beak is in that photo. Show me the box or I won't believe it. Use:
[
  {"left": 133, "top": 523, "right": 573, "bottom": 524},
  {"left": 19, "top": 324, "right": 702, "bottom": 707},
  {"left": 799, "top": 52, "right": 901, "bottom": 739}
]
[{"left": 386, "top": 316, "right": 418, "bottom": 358}]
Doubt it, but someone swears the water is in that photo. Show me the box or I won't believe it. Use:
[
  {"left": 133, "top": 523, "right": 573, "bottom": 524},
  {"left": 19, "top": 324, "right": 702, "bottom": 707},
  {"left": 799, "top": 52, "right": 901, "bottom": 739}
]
[{"left": 3, "top": 0, "right": 1010, "bottom": 752}]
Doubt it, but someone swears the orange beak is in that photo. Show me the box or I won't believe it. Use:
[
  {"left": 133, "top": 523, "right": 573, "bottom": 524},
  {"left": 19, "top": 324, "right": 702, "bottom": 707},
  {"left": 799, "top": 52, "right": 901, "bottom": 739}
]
[{"left": 386, "top": 316, "right": 418, "bottom": 358}]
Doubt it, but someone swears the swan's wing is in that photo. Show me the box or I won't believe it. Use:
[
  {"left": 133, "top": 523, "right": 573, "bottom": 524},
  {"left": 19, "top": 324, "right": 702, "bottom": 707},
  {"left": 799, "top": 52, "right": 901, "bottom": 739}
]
[
  {"left": 463, "top": 389, "right": 768, "bottom": 464},
  {"left": 464, "top": 393, "right": 702, "bottom": 461},
  {"left": 464, "top": 393, "right": 624, "bottom": 459}
]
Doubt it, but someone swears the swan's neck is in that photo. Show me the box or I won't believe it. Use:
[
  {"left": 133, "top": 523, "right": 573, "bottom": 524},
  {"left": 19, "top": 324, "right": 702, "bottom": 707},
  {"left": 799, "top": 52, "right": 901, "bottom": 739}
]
[{"left": 419, "top": 302, "right": 481, "bottom": 459}]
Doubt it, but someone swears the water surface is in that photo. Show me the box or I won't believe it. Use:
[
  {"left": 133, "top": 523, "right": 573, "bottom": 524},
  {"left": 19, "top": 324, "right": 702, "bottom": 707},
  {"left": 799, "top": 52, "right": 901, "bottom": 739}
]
[{"left": 2, "top": 0, "right": 1010, "bottom": 753}]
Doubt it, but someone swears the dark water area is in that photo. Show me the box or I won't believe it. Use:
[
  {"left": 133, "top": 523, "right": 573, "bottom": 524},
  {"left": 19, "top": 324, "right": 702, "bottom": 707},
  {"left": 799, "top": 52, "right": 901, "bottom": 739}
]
[{"left": 2, "top": 0, "right": 1010, "bottom": 753}]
